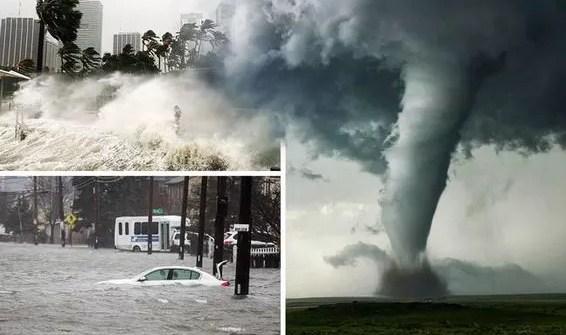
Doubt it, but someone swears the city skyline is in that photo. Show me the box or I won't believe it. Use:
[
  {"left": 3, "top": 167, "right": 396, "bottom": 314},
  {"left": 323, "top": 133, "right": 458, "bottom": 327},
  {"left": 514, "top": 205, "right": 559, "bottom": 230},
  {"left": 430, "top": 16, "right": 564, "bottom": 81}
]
[
  {"left": 0, "top": 0, "right": 222, "bottom": 54},
  {"left": 113, "top": 31, "right": 141, "bottom": 55},
  {"left": 180, "top": 12, "right": 203, "bottom": 26},
  {"left": 75, "top": 0, "right": 103, "bottom": 53},
  {"left": 0, "top": 17, "right": 60, "bottom": 71}
]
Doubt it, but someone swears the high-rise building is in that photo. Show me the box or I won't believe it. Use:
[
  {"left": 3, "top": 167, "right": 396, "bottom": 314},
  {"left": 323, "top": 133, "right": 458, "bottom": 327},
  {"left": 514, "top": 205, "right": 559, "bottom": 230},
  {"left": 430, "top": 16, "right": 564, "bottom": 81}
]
[
  {"left": 113, "top": 32, "right": 141, "bottom": 55},
  {"left": 216, "top": 2, "right": 235, "bottom": 32},
  {"left": 0, "top": 17, "right": 60, "bottom": 72},
  {"left": 76, "top": 0, "right": 103, "bottom": 53},
  {"left": 180, "top": 13, "right": 203, "bottom": 26},
  {"left": 43, "top": 38, "right": 61, "bottom": 72}
]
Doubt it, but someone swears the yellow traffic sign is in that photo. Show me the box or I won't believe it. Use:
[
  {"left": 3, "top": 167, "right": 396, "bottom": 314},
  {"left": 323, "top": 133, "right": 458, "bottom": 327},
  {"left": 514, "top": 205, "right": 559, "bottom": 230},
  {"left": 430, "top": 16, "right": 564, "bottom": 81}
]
[{"left": 65, "top": 213, "right": 77, "bottom": 227}]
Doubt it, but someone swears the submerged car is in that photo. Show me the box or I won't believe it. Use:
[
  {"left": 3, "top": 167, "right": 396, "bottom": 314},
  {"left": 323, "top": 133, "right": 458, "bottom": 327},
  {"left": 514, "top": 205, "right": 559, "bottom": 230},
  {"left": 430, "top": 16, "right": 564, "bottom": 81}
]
[{"left": 97, "top": 266, "right": 230, "bottom": 287}]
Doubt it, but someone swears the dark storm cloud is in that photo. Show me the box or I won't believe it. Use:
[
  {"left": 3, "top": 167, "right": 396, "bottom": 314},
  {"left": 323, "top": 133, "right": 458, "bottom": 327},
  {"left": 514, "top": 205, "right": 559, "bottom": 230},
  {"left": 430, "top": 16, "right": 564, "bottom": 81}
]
[
  {"left": 436, "top": 258, "right": 546, "bottom": 295},
  {"left": 219, "top": 0, "right": 566, "bottom": 296},
  {"left": 222, "top": 0, "right": 566, "bottom": 171},
  {"left": 323, "top": 242, "right": 392, "bottom": 268},
  {"left": 288, "top": 166, "right": 328, "bottom": 181},
  {"left": 326, "top": 243, "right": 545, "bottom": 296},
  {"left": 299, "top": 168, "right": 327, "bottom": 182}
]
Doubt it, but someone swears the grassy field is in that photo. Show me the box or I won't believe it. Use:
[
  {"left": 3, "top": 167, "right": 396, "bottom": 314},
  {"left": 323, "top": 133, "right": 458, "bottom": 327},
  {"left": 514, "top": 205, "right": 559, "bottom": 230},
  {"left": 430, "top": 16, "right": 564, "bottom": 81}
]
[{"left": 287, "top": 295, "right": 566, "bottom": 334}]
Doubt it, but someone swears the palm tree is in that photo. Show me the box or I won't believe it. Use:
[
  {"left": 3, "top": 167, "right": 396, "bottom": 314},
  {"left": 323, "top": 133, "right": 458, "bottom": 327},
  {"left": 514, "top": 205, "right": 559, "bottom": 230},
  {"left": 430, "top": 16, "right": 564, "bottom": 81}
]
[
  {"left": 58, "top": 42, "right": 81, "bottom": 77},
  {"left": 100, "top": 45, "right": 159, "bottom": 75},
  {"left": 80, "top": 47, "right": 101, "bottom": 75},
  {"left": 169, "top": 20, "right": 227, "bottom": 71},
  {"left": 161, "top": 32, "right": 173, "bottom": 72},
  {"left": 15, "top": 59, "right": 35, "bottom": 75},
  {"left": 36, "top": 0, "right": 82, "bottom": 73},
  {"left": 142, "top": 30, "right": 158, "bottom": 53}
]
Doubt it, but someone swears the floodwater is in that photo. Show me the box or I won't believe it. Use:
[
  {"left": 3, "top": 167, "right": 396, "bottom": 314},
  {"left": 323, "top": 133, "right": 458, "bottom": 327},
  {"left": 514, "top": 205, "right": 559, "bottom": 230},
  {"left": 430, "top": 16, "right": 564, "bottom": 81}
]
[{"left": 0, "top": 243, "right": 280, "bottom": 334}]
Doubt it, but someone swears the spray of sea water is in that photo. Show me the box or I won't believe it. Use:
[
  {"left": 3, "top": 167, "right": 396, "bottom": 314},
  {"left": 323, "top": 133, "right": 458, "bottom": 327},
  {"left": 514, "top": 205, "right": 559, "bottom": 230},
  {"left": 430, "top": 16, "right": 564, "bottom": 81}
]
[{"left": 0, "top": 72, "right": 281, "bottom": 171}]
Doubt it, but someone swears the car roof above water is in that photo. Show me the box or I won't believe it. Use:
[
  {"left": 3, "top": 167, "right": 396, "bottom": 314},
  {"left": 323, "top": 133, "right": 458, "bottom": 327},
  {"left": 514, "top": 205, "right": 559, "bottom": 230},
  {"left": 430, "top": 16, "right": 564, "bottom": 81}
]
[{"left": 143, "top": 266, "right": 202, "bottom": 273}]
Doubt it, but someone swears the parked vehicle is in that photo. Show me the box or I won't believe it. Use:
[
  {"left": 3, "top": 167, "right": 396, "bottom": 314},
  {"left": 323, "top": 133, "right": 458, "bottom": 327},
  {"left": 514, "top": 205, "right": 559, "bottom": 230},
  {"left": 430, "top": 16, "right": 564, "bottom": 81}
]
[
  {"left": 223, "top": 231, "right": 276, "bottom": 247},
  {"left": 170, "top": 230, "right": 214, "bottom": 253},
  {"left": 114, "top": 216, "right": 190, "bottom": 252}
]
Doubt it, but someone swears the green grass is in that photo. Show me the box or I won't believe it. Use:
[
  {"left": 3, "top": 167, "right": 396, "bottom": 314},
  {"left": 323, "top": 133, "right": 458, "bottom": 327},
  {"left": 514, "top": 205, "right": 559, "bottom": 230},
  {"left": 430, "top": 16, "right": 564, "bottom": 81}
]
[{"left": 287, "top": 295, "right": 566, "bottom": 335}]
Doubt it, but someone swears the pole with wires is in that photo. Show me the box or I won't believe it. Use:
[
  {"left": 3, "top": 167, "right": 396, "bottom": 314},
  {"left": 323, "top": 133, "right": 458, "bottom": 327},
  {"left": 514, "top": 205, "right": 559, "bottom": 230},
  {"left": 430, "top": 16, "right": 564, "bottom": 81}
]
[
  {"left": 17, "top": 195, "right": 23, "bottom": 243},
  {"left": 93, "top": 179, "right": 99, "bottom": 249},
  {"left": 147, "top": 177, "right": 154, "bottom": 255},
  {"left": 33, "top": 177, "right": 38, "bottom": 245},
  {"left": 235, "top": 177, "right": 253, "bottom": 296},
  {"left": 59, "top": 177, "right": 66, "bottom": 247},
  {"left": 196, "top": 176, "right": 208, "bottom": 268},
  {"left": 213, "top": 177, "right": 228, "bottom": 277},
  {"left": 179, "top": 177, "right": 189, "bottom": 259}
]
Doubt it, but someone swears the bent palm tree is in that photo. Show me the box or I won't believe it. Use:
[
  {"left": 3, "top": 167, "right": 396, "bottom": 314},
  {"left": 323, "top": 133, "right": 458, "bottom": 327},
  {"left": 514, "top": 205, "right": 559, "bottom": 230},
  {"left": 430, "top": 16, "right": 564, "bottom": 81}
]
[
  {"left": 36, "top": 0, "right": 82, "bottom": 73},
  {"left": 58, "top": 42, "right": 81, "bottom": 77},
  {"left": 170, "top": 20, "right": 227, "bottom": 70},
  {"left": 80, "top": 47, "right": 101, "bottom": 75},
  {"left": 16, "top": 59, "right": 35, "bottom": 75}
]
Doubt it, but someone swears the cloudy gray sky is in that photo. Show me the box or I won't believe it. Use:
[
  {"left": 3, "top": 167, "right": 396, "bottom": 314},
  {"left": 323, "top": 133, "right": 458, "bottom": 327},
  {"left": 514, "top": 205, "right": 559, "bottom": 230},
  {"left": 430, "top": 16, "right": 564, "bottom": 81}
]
[
  {"left": 0, "top": 0, "right": 221, "bottom": 54},
  {"left": 287, "top": 132, "right": 566, "bottom": 298}
]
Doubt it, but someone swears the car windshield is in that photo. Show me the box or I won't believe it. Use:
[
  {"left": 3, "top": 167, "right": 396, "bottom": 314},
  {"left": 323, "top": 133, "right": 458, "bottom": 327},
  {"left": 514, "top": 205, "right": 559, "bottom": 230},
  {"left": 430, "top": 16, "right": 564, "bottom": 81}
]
[{"left": 145, "top": 269, "right": 169, "bottom": 281}]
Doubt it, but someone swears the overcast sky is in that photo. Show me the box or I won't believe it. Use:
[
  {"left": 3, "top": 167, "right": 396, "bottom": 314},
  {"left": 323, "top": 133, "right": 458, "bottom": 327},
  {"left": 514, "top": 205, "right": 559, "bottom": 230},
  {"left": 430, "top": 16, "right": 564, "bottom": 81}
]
[
  {"left": 0, "top": 0, "right": 221, "bottom": 54},
  {"left": 287, "top": 131, "right": 566, "bottom": 298}
]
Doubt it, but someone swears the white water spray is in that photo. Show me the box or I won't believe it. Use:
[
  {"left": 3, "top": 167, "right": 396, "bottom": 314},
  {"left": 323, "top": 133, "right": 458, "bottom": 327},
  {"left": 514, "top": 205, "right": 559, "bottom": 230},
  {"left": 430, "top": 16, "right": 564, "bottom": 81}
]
[{"left": 0, "top": 73, "right": 281, "bottom": 171}]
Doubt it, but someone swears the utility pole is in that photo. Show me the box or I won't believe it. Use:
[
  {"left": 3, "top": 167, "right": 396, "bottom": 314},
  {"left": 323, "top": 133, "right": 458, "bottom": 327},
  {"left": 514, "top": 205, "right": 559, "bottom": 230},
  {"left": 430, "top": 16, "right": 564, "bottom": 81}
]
[
  {"left": 59, "top": 177, "right": 65, "bottom": 247},
  {"left": 213, "top": 177, "right": 228, "bottom": 277},
  {"left": 196, "top": 176, "right": 208, "bottom": 268},
  {"left": 147, "top": 177, "right": 154, "bottom": 255},
  {"left": 49, "top": 178, "right": 54, "bottom": 244},
  {"left": 17, "top": 195, "right": 23, "bottom": 243},
  {"left": 179, "top": 176, "right": 189, "bottom": 260},
  {"left": 36, "top": 20, "right": 45, "bottom": 73},
  {"left": 235, "top": 177, "right": 253, "bottom": 296},
  {"left": 33, "top": 176, "right": 38, "bottom": 245},
  {"left": 93, "top": 180, "right": 99, "bottom": 249}
]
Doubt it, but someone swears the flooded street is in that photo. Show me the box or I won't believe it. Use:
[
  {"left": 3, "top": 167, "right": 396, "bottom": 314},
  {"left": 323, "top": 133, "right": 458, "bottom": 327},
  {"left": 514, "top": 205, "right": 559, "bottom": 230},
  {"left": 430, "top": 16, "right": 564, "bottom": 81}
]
[{"left": 0, "top": 243, "right": 280, "bottom": 334}]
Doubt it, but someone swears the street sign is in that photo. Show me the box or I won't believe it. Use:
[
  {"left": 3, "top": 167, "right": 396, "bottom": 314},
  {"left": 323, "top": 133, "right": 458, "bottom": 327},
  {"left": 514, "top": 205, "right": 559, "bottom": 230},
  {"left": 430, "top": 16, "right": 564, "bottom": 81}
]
[
  {"left": 153, "top": 208, "right": 164, "bottom": 215},
  {"left": 234, "top": 224, "right": 249, "bottom": 232},
  {"left": 65, "top": 213, "right": 77, "bottom": 227}
]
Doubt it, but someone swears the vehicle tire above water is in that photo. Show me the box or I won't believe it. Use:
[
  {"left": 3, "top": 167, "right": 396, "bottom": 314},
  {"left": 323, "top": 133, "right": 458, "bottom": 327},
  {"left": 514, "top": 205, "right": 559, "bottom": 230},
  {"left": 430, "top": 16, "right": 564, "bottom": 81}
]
[{"left": 133, "top": 246, "right": 141, "bottom": 252}]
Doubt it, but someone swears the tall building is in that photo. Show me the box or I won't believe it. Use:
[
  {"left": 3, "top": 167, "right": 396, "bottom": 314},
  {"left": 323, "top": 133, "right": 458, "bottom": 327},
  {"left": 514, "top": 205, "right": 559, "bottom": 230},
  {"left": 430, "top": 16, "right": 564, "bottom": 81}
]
[
  {"left": 0, "top": 17, "right": 60, "bottom": 72},
  {"left": 113, "top": 32, "right": 141, "bottom": 55},
  {"left": 76, "top": 0, "right": 103, "bottom": 53},
  {"left": 180, "top": 13, "right": 203, "bottom": 26},
  {"left": 43, "top": 38, "right": 61, "bottom": 72},
  {"left": 216, "top": 2, "right": 235, "bottom": 32}
]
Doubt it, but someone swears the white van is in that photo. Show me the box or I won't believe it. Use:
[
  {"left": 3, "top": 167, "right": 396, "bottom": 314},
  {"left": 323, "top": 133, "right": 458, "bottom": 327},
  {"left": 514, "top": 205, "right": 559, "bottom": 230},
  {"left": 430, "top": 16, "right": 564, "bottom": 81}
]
[{"left": 114, "top": 216, "right": 190, "bottom": 252}]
